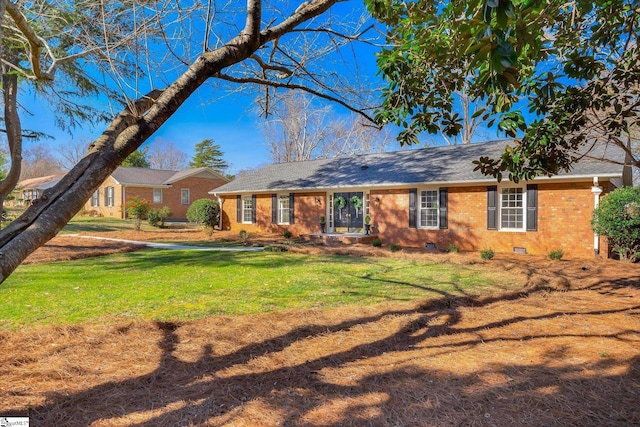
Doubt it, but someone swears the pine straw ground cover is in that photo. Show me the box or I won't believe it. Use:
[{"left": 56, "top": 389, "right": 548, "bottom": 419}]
[{"left": 0, "top": 231, "right": 638, "bottom": 426}]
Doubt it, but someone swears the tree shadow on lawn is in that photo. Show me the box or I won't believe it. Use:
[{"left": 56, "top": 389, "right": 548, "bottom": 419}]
[
  {"left": 10, "top": 274, "right": 640, "bottom": 427},
  {"left": 98, "top": 249, "right": 395, "bottom": 272}
]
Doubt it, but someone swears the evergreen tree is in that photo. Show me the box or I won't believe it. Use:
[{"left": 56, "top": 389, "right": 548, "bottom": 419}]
[
  {"left": 122, "top": 148, "right": 150, "bottom": 168},
  {"left": 189, "top": 139, "right": 229, "bottom": 173}
]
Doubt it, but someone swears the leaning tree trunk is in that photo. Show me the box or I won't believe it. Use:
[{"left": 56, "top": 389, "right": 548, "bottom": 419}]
[
  {"left": 0, "top": 73, "right": 24, "bottom": 211},
  {"left": 0, "top": 0, "right": 339, "bottom": 284}
]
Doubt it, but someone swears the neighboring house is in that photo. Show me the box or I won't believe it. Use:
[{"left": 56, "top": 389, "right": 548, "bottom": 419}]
[
  {"left": 13, "top": 174, "right": 65, "bottom": 206},
  {"left": 210, "top": 140, "right": 632, "bottom": 258},
  {"left": 86, "top": 166, "right": 229, "bottom": 219}
]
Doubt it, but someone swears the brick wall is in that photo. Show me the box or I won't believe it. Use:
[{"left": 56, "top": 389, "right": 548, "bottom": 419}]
[
  {"left": 83, "top": 176, "right": 227, "bottom": 220},
  {"left": 221, "top": 192, "right": 326, "bottom": 237},
  {"left": 221, "top": 181, "right": 609, "bottom": 259},
  {"left": 83, "top": 176, "right": 123, "bottom": 218}
]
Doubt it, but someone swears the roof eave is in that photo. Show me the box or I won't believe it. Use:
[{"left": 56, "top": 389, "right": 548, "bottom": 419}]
[
  {"left": 120, "top": 183, "right": 172, "bottom": 188},
  {"left": 210, "top": 172, "right": 622, "bottom": 195}
]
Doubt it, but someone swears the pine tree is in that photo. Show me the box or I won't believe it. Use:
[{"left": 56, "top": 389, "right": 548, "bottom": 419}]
[
  {"left": 189, "top": 139, "right": 229, "bottom": 173},
  {"left": 122, "top": 148, "right": 150, "bottom": 168}
]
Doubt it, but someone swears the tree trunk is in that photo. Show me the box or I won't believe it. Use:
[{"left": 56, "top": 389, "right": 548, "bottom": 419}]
[
  {"left": 0, "top": 73, "right": 23, "bottom": 211},
  {"left": 0, "top": 0, "right": 341, "bottom": 284}
]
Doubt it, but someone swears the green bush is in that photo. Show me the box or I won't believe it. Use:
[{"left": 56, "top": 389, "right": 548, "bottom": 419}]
[
  {"left": 186, "top": 198, "right": 220, "bottom": 230},
  {"left": 548, "top": 249, "right": 564, "bottom": 261},
  {"left": 372, "top": 238, "right": 382, "bottom": 247},
  {"left": 125, "top": 196, "right": 151, "bottom": 231},
  {"left": 446, "top": 243, "right": 459, "bottom": 253},
  {"left": 283, "top": 230, "right": 293, "bottom": 239},
  {"left": 148, "top": 206, "right": 172, "bottom": 228},
  {"left": 264, "top": 244, "right": 289, "bottom": 252},
  {"left": 389, "top": 243, "right": 402, "bottom": 252},
  {"left": 480, "top": 248, "right": 495, "bottom": 260},
  {"left": 592, "top": 187, "right": 640, "bottom": 262},
  {"left": 239, "top": 230, "right": 249, "bottom": 240}
]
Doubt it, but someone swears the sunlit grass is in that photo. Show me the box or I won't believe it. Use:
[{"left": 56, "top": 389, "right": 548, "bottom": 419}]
[{"left": 0, "top": 250, "right": 518, "bottom": 329}]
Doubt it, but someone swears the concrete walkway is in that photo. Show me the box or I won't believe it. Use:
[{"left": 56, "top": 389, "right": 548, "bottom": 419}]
[{"left": 67, "top": 234, "right": 265, "bottom": 252}]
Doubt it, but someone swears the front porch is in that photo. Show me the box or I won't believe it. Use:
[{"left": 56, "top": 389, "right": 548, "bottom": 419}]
[{"left": 306, "top": 232, "right": 379, "bottom": 245}]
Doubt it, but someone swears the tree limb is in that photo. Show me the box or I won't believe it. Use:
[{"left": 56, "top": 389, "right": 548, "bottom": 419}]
[
  {"left": 249, "top": 54, "right": 294, "bottom": 77},
  {"left": 4, "top": 1, "right": 52, "bottom": 80},
  {"left": 216, "top": 72, "right": 376, "bottom": 124}
]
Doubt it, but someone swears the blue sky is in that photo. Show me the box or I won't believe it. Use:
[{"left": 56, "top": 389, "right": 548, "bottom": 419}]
[
  {"left": 16, "top": 1, "right": 393, "bottom": 175},
  {"left": 15, "top": 1, "right": 502, "bottom": 175}
]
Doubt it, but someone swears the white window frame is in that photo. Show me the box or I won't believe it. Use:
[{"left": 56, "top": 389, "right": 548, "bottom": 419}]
[
  {"left": 181, "top": 188, "right": 190, "bottom": 205},
  {"left": 153, "top": 188, "right": 163, "bottom": 204},
  {"left": 418, "top": 189, "right": 439, "bottom": 229},
  {"left": 105, "top": 187, "right": 114, "bottom": 207},
  {"left": 277, "top": 194, "right": 290, "bottom": 224},
  {"left": 242, "top": 196, "right": 253, "bottom": 223},
  {"left": 499, "top": 185, "right": 527, "bottom": 232},
  {"left": 91, "top": 190, "right": 99, "bottom": 207}
]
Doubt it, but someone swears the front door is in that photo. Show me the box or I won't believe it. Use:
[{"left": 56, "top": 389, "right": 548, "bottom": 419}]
[{"left": 333, "top": 192, "right": 364, "bottom": 233}]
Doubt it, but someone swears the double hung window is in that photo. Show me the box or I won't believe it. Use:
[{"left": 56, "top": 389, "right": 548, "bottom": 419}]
[
  {"left": 500, "top": 187, "right": 524, "bottom": 230},
  {"left": 278, "top": 195, "right": 290, "bottom": 224},
  {"left": 419, "top": 190, "right": 438, "bottom": 228},
  {"left": 242, "top": 197, "right": 253, "bottom": 223}
]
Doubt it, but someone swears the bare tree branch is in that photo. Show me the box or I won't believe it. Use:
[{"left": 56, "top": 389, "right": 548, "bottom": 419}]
[{"left": 216, "top": 72, "right": 376, "bottom": 123}]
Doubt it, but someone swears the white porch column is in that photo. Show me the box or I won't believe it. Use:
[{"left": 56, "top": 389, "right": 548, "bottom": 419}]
[{"left": 591, "top": 177, "right": 603, "bottom": 256}]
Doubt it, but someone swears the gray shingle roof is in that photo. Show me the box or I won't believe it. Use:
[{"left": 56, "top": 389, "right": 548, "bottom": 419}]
[
  {"left": 213, "top": 140, "right": 627, "bottom": 194},
  {"left": 111, "top": 167, "right": 227, "bottom": 186},
  {"left": 164, "top": 167, "right": 226, "bottom": 184},
  {"left": 111, "top": 167, "right": 177, "bottom": 186},
  {"left": 17, "top": 174, "right": 65, "bottom": 190}
]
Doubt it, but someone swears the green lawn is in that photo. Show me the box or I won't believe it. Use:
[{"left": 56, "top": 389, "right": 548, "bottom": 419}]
[
  {"left": 0, "top": 250, "right": 517, "bottom": 330},
  {"left": 60, "top": 216, "right": 144, "bottom": 233}
]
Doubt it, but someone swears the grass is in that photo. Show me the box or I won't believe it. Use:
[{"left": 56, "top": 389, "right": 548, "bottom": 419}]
[
  {"left": 60, "top": 216, "right": 147, "bottom": 233},
  {"left": 0, "top": 250, "right": 515, "bottom": 330}
]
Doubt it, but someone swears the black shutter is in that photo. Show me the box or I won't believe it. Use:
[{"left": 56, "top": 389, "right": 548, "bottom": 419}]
[
  {"left": 289, "top": 193, "right": 295, "bottom": 224},
  {"left": 409, "top": 188, "right": 417, "bottom": 228},
  {"left": 439, "top": 188, "right": 448, "bottom": 229},
  {"left": 526, "top": 184, "right": 538, "bottom": 231},
  {"left": 487, "top": 186, "right": 498, "bottom": 230},
  {"left": 236, "top": 195, "right": 241, "bottom": 222},
  {"left": 251, "top": 194, "right": 257, "bottom": 223},
  {"left": 272, "top": 194, "right": 277, "bottom": 223}
]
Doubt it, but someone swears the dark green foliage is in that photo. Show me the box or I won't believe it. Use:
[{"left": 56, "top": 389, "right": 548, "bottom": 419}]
[
  {"left": 239, "top": 230, "right": 249, "bottom": 240},
  {"left": 446, "top": 244, "right": 460, "bottom": 253},
  {"left": 366, "top": 0, "right": 640, "bottom": 180},
  {"left": 186, "top": 199, "right": 220, "bottom": 229},
  {"left": 283, "top": 230, "right": 293, "bottom": 239},
  {"left": 125, "top": 196, "right": 151, "bottom": 231},
  {"left": 189, "top": 139, "right": 229, "bottom": 173},
  {"left": 592, "top": 187, "right": 640, "bottom": 262},
  {"left": 122, "top": 147, "right": 150, "bottom": 168},
  {"left": 548, "top": 249, "right": 564, "bottom": 261},
  {"left": 480, "top": 248, "right": 495, "bottom": 260},
  {"left": 264, "top": 244, "right": 289, "bottom": 252},
  {"left": 372, "top": 238, "right": 382, "bottom": 247},
  {"left": 390, "top": 244, "right": 402, "bottom": 252},
  {"left": 148, "top": 206, "right": 172, "bottom": 228}
]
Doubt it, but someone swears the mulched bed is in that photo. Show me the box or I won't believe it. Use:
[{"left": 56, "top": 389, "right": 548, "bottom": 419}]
[{"left": 2, "top": 230, "right": 639, "bottom": 426}]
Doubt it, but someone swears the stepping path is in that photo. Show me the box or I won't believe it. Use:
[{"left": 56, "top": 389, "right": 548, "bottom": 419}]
[{"left": 66, "top": 234, "right": 264, "bottom": 252}]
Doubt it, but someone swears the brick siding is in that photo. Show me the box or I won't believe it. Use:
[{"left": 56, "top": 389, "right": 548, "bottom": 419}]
[
  {"left": 84, "top": 176, "right": 227, "bottom": 220},
  {"left": 221, "top": 180, "right": 610, "bottom": 259}
]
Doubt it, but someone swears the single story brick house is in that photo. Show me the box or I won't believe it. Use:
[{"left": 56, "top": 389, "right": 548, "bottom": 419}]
[
  {"left": 13, "top": 174, "right": 65, "bottom": 206},
  {"left": 16, "top": 167, "right": 229, "bottom": 220},
  {"left": 86, "top": 166, "right": 229, "bottom": 219},
  {"left": 210, "top": 140, "right": 631, "bottom": 258}
]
